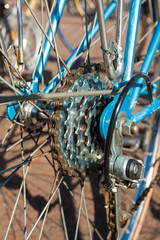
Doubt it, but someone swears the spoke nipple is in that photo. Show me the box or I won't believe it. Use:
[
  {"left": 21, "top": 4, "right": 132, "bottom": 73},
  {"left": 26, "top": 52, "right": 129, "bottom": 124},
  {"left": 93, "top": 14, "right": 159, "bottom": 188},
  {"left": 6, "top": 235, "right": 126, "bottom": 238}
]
[{"left": 18, "top": 80, "right": 25, "bottom": 89}]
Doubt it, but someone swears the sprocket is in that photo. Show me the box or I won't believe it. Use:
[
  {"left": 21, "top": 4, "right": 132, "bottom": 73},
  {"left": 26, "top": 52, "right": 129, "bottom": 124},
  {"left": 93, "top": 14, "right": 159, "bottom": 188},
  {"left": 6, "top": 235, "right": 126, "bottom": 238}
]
[{"left": 50, "top": 67, "right": 110, "bottom": 178}]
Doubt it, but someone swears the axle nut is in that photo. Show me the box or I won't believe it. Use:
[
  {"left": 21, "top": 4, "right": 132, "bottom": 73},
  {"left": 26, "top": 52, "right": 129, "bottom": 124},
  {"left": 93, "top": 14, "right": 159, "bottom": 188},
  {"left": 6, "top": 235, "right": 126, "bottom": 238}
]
[
  {"left": 126, "top": 159, "right": 143, "bottom": 180},
  {"left": 122, "top": 120, "right": 139, "bottom": 136}
]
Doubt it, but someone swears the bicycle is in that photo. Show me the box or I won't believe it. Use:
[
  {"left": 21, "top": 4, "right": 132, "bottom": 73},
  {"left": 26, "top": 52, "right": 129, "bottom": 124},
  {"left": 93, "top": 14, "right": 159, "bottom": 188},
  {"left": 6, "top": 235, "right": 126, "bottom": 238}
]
[{"left": 0, "top": 0, "right": 160, "bottom": 239}]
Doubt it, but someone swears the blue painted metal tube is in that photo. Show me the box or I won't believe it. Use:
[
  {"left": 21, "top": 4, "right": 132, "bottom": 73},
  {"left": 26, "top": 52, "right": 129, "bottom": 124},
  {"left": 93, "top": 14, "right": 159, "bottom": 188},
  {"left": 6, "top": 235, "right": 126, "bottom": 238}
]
[
  {"left": 32, "top": 0, "right": 67, "bottom": 93},
  {"left": 130, "top": 19, "right": 160, "bottom": 109},
  {"left": 133, "top": 96, "right": 160, "bottom": 124},
  {"left": 122, "top": 0, "right": 142, "bottom": 82},
  {"left": 44, "top": 0, "right": 117, "bottom": 94}
]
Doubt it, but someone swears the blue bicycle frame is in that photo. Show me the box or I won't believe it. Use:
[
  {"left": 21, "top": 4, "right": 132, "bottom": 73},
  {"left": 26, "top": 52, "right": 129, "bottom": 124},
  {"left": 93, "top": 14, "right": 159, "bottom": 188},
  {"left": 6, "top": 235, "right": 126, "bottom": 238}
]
[{"left": 7, "top": 0, "right": 160, "bottom": 132}]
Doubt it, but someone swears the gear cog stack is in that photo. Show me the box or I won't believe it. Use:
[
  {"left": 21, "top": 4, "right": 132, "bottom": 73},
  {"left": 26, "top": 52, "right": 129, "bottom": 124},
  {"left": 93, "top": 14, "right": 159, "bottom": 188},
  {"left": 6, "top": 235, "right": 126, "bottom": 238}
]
[{"left": 50, "top": 67, "right": 110, "bottom": 178}]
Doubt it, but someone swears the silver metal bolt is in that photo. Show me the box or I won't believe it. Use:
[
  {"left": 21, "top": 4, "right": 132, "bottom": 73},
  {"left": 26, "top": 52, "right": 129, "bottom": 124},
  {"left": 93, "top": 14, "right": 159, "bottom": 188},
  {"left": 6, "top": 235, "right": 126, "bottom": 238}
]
[{"left": 122, "top": 120, "right": 139, "bottom": 136}]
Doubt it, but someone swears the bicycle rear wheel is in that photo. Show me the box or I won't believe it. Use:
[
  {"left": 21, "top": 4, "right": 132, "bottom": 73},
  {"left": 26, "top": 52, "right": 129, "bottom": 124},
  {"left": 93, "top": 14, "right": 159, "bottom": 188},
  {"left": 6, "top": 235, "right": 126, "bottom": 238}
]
[{"left": 0, "top": 0, "right": 159, "bottom": 239}]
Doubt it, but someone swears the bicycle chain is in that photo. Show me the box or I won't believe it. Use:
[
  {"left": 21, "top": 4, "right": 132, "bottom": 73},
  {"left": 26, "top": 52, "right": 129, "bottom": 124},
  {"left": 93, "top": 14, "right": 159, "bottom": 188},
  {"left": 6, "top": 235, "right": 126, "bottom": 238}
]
[
  {"left": 130, "top": 172, "right": 160, "bottom": 215},
  {"left": 106, "top": 174, "right": 160, "bottom": 238},
  {"left": 107, "top": 192, "right": 116, "bottom": 233},
  {"left": 100, "top": 168, "right": 160, "bottom": 239},
  {"left": 104, "top": 173, "right": 160, "bottom": 238}
]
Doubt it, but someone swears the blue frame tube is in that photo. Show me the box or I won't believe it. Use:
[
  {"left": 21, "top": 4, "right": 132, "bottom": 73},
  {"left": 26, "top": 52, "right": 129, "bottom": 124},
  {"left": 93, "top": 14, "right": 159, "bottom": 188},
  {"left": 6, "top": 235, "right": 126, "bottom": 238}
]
[
  {"left": 122, "top": 0, "right": 142, "bottom": 82},
  {"left": 133, "top": 96, "right": 160, "bottom": 124},
  {"left": 6, "top": 0, "right": 117, "bottom": 120},
  {"left": 32, "top": 0, "right": 67, "bottom": 93},
  {"left": 44, "top": 0, "right": 117, "bottom": 94},
  {"left": 130, "top": 19, "right": 160, "bottom": 109}
]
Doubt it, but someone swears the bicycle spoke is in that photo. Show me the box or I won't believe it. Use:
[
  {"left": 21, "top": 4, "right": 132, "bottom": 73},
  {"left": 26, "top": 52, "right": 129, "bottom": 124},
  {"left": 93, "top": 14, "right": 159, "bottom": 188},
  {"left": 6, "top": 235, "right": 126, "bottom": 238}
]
[
  {"left": 5, "top": 134, "right": 29, "bottom": 152},
  {"left": 84, "top": 0, "right": 91, "bottom": 64},
  {"left": 62, "top": 180, "right": 104, "bottom": 240},
  {"left": 74, "top": 184, "right": 84, "bottom": 240},
  {"left": 46, "top": 30, "right": 87, "bottom": 86},
  {"left": 57, "top": 188, "right": 69, "bottom": 240},
  {"left": 0, "top": 76, "right": 23, "bottom": 95},
  {"left": 44, "top": 0, "right": 63, "bottom": 83},
  {"left": 26, "top": 175, "right": 64, "bottom": 240},
  {"left": 137, "top": 22, "right": 157, "bottom": 45},
  {"left": 31, "top": 0, "right": 57, "bottom": 81},
  {"left": 0, "top": 136, "right": 49, "bottom": 187},
  {"left": 85, "top": 13, "right": 97, "bottom": 63},
  {"left": 38, "top": 171, "right": 60, "bottom": 240},
  {"left": 0, "top": 115, "right": 24, "bottom": 126},
  {"left": 0, "top": 122, "right": 13, "bottom": 147},
  {"left": 3, "top": 130, "right": 49, "bottom": 238},
  {"left": 67, "top": 22, "right": 93, "bottom": 71},
  {"left": 4, "top": 164, "right": 31, "bottom": 240},
  {"left": 31, "top": 150, "right": 51, "bottom": 162},
  {"left": 23, "top": 0, "right": 70, "bottom": 75},
  {"left": 0, "top": 76, "right": 50, "bottom": 119},
  {"left": 20, "top": 128, "right": 27, "bottom": 239},
  {"left": 29, "top": 133, "right": 54, "bottom": 168},
  {"left": 122, "top": 14, "right": 129, "bottom": 35},
  {"left": 40, "top": 0, "right": 45, "bottom": 92},
  {"left": 82, "top": 183, "right": 92, "bottom": 240}
]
